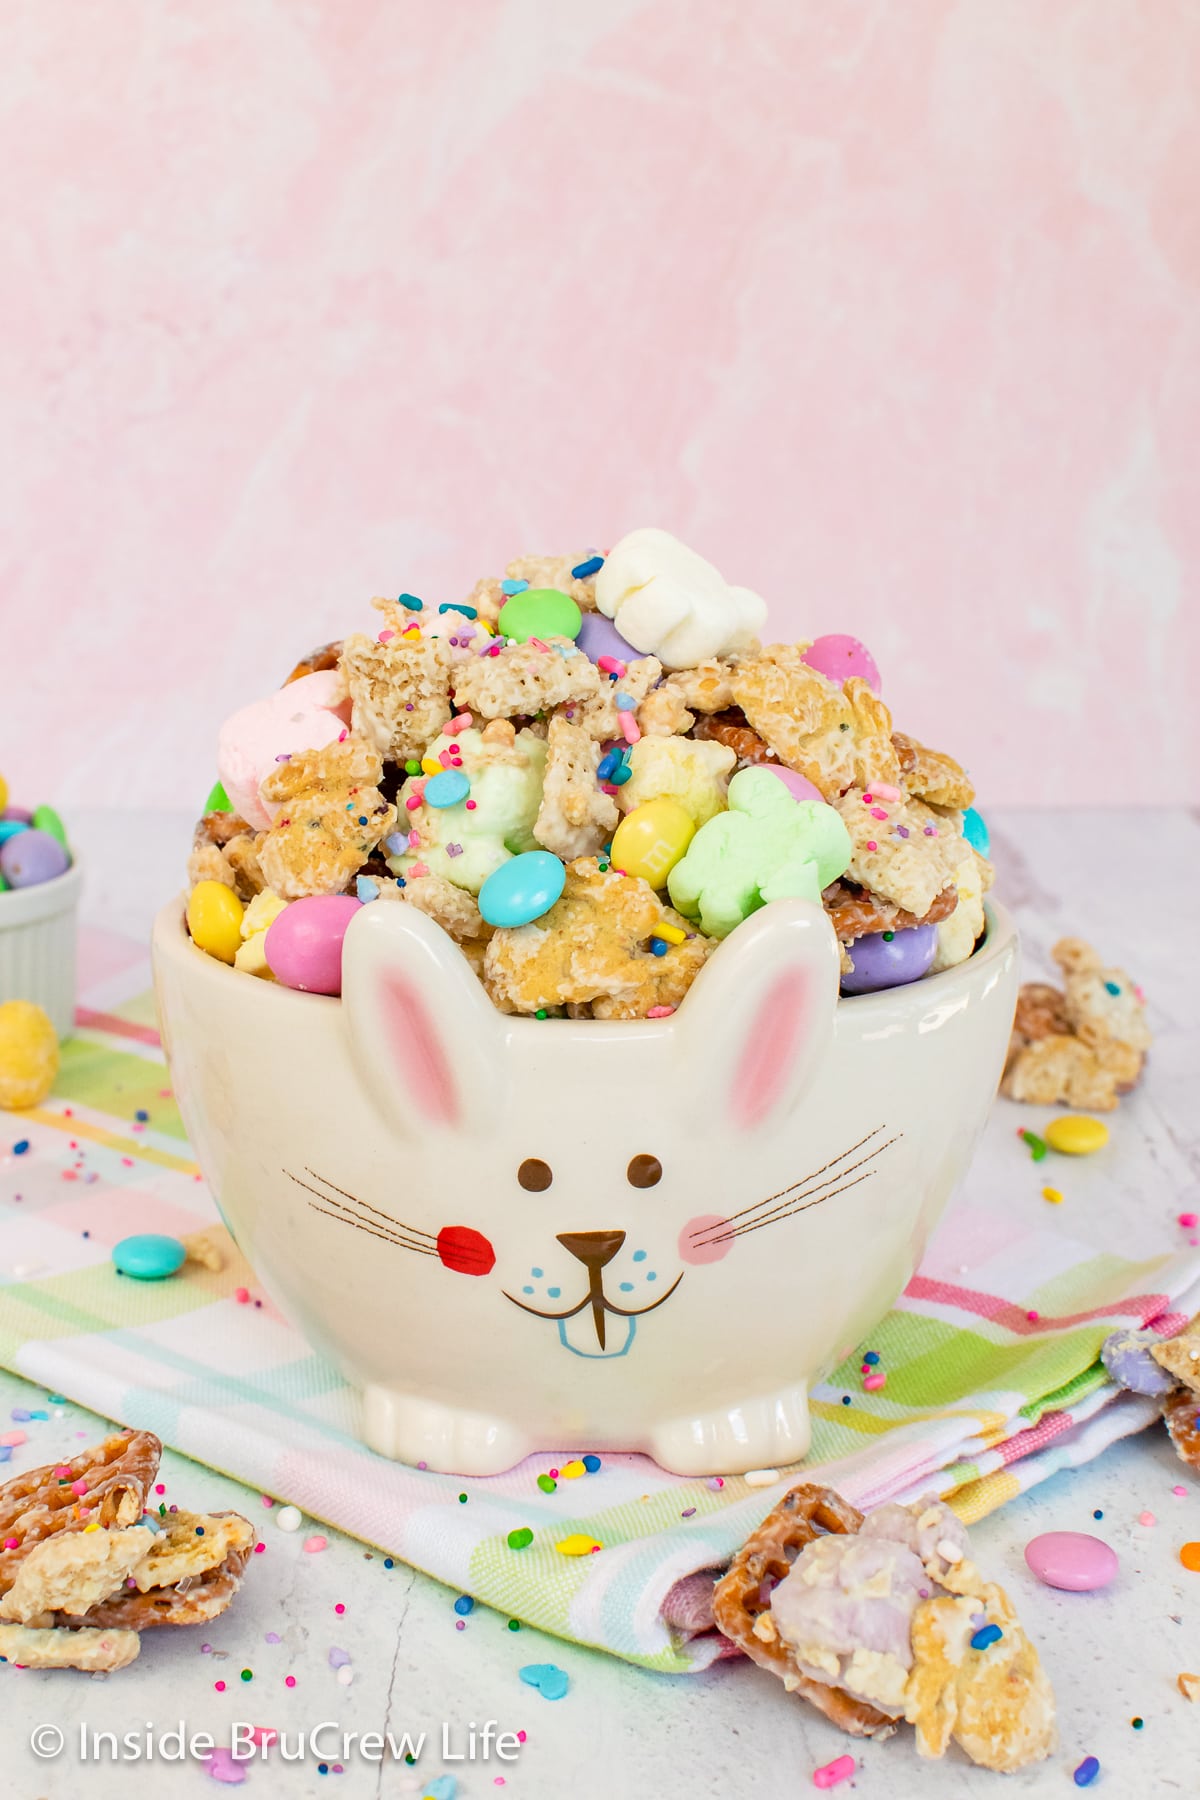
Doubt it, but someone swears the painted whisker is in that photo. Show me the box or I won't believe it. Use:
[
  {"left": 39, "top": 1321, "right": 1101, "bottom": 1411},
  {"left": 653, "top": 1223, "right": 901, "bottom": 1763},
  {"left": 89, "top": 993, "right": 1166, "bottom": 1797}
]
[
  {"left": 304, "top": 1202, "right": 438, "bottom": 1257},
  {"left": 702, "top": 1170, "right": 877, "bottom": 1244},
  {"left": 302, "top": 1167, "right": 437, "bottom": 1240},
  {"left": 285, "top": 1170, "right": 443, "bottom": 1259},
  {"left": 688, "top": 1133, "right": 899, "bottom": 1245}
]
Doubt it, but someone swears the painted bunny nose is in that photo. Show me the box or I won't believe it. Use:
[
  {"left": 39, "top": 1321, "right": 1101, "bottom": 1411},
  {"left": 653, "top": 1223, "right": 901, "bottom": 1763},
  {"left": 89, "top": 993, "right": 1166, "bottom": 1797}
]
[{"left": 556, "top": 1230, "right": 626, "bottom": 1270}]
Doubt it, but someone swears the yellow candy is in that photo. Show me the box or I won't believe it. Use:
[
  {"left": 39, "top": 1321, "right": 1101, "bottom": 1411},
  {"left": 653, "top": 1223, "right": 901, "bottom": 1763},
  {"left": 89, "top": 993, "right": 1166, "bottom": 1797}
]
[
  {"left": 560, "top": 1459, "right": 586, "bottom": 1479},
  {"left": 420, "top": 757, "right": 444, "bottom": 776},
  {"left": 0, "top": 1000, "right": 59, "bottom": 1109},
  {"left": 555, "top": 1533, "right": 601, "bottom": 1556},
  {"left": 1044, "top": 1115, "right": 1109, "bottom": 1156},
  {"left": 1041, "top": 1186, "right": 1063, "bottom": 1204},
  {"left": 609, "top": 799, "right": 695, "bottom": 889},
  {"left": 186, "top": 880, "right": 245, "bottom": 965},
  {"left": 0, "top": 771, "right": 7, "bottom": 814},
  {"left": 655, "top": 921, "right": 687, "bottom": 945}
]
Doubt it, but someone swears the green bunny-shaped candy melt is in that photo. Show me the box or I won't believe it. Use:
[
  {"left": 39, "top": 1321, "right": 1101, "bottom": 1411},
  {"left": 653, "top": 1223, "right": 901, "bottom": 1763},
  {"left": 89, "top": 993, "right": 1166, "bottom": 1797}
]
[{"left": 666, "top": 767, "right": 852, "bottom": 939}]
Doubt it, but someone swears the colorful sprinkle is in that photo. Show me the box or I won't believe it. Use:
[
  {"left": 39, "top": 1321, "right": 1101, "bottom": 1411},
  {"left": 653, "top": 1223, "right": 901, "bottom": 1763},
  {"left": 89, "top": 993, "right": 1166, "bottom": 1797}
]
[
  {"left": 555, "top": 1534, "right": 601, "bottom": 1556},
  {"left": 507, "top": 1528, "right": 534, "bottom": 1550},
  {"left": 812, "top": 1754, "right": 856, "bottom": 1789},
  {"left": 970, "top": 1623, "right": 1002, "bottom": 1650},
  {"left": 1073, "top": 1755, "right": 1100, "bottom": 1786}
]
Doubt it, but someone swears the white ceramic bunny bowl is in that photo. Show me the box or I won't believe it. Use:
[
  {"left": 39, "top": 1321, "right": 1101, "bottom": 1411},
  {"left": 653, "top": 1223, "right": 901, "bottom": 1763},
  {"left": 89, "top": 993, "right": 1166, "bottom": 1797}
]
[{"left": 152, "top": 893, "right": 1018, "bottom": 1476}]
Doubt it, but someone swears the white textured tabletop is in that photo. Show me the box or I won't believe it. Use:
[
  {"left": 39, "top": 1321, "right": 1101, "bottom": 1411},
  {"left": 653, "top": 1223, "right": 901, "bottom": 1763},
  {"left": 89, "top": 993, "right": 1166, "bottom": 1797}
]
[{"left": 2, "top": 806, "right": 1198, "bottom": 1799}]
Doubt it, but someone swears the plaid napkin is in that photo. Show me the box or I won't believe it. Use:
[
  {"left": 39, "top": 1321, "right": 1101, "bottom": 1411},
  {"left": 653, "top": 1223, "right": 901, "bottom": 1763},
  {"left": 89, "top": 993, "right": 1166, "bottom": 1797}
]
[{"left": 1, "top": 945, "right": 1195, "bottom": 1673}]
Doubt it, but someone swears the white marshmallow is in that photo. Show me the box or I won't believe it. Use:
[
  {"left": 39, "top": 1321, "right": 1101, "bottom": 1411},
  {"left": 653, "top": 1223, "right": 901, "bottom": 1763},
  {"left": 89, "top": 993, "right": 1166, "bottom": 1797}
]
[{"left": 594, "top": 527, "right": 767, "bottom": 670}]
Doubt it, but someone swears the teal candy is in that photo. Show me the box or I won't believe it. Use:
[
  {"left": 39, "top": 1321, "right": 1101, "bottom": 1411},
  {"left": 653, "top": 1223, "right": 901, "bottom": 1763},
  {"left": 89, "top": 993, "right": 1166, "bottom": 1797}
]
[
  {"left": 667, "top": 767, "right": 852, "bottom": 939},
  {"left": 204, "top": 779, "right": 233, "bottom": 814},
  {"left": 479, "top": 851, "right": 565, "bottom": 928},
  {"left": 112, "top": 1234, "right": 188, "bottom": 1281},
  {"left": 962, "top": 806, "right": 990, "bottom": 858},
  {"left": 0, "top": 820, "right": 29, "bottom": 846},
  {"left": 424, "top": 769, "right": 471, "bottom": 809},
  {"left": 30, "top": 804, "right": 68, "bottom": 849},
  {"left": 497, "top": 588, "right": 582, "bottom": 644}
]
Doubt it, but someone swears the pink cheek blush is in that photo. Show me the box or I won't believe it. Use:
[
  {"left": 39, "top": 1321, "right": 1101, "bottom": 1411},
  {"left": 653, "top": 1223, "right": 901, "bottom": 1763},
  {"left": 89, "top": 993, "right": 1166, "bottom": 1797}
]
[
  {"left": 801, "top": 634, "right": 881, "bottom": 694},
  {"left": 679, "top": 1215, "right": 733, "bottom": 1264}
]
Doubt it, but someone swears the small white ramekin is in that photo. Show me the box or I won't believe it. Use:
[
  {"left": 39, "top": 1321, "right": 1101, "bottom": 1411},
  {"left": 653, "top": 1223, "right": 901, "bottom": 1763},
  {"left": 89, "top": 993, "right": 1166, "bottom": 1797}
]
[{"left": 0, "top": 861, "right": 83, "bottom": 1038}]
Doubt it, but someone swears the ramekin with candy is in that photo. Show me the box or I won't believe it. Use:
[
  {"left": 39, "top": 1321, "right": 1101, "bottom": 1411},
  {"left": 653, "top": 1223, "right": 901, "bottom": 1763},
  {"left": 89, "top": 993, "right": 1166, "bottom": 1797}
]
[{"left": 0, "top": 773, "right": 80, "bottom": 1044}]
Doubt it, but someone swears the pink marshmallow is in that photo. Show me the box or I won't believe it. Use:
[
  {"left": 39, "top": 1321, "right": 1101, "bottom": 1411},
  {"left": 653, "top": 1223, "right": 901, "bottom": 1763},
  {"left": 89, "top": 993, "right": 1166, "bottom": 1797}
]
[{"left": 217, "top": 671, "right": 352, "bottom": 831}]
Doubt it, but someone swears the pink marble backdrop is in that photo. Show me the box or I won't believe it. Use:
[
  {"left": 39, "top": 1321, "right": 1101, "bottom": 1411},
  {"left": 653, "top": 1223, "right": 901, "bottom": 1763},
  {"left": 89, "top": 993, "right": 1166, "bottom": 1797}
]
[{"left": 3, "top": 1, "right": 1197, "bottom": 812}]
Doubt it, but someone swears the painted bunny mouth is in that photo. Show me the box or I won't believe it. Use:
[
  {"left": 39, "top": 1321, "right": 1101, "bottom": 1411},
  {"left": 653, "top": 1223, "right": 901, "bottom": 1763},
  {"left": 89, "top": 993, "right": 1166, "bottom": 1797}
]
[{"left": 503, "top": 1229, "right": 683, "bottom": 1354}]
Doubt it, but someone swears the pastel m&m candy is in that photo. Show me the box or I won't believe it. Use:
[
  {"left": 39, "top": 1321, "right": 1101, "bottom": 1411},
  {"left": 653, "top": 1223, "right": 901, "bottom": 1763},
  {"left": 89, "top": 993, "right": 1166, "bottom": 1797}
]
[
  {"left": 497, "top": 588, "right": 582, "bottom": 644},
  {"left": 0, "top": 827, "right": 69, "bottom": 888},
  {"left": 801, "top": 634, "right": 881, "bottom": 693},
  {"left": 479, "top": 851, "right": 566, "bottom": 928},
  {"left": 840, "top": 924, "right": 937, "bottom": 995},
  {"left": 962, "top": 806, "right": 990, "bottom": 858},
  {"left": 423, "top": 769, "right": 470, "bottom": 809},
  {"left": 1024, "top": 1531, "right": 1117, "bottom": 1591},
  {"left": 186, "top": 880, "right": 245, "bottom": 965},
  {"left": 609, "top": 799, "right": 695, "bottom": 888},
  {"left": 0, "top": 1000, "right": 59, "bottom": 1108},
  {"left": 575, "top": 610, "right": 637, "bottom": 666},
  {"left": 30, "top": 804, "right": 68, "bottom": 849},
  {"left": 1044, "top": 1115, "right": 1108, "bottom": 1156},
  {"left": 112, "top": 1234, "right": 187, "bottom": 1280},
  {"left": 264, "top": 895, "right": 363, "bottom": 994}
]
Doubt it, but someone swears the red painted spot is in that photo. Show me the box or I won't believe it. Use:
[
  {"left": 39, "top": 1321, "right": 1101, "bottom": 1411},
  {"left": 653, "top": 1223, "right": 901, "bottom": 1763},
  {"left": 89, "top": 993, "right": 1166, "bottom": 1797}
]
[{"left": 437, "top": 1225, "right": 496, "bottom": 1277}]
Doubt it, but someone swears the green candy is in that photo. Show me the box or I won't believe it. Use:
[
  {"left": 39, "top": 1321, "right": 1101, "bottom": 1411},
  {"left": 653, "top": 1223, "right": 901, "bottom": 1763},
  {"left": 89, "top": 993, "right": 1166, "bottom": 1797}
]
[
  {"left": 536, "top": 1474, "right": 557, "bottom": 1493},
  {"left": 31, "top": 803, "right": 68, "bottom": 849},
  {"left": 667, "top": 767, "right": 853, "bottom": 939},
  {"left": 507, "top": 1526, "right": 534, "bottom": 1550},
  {"left": 497, "top": 587, "right": 582, "bottom": 644},
  {"left": 204, "top": 779, "right": 232, "bottom": 815}
]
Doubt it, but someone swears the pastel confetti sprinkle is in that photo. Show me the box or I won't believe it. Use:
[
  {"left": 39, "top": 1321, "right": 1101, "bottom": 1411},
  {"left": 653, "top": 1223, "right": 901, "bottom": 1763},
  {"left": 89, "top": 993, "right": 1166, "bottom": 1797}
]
[{"left": 555, "top": 1534, "right": 601, "bottom": 1557}]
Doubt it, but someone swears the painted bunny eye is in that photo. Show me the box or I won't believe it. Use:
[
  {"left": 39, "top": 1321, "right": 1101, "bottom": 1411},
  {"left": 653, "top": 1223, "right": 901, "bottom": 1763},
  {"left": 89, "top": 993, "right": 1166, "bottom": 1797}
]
[
  {"left": 518, "top": 1158, "right": 553, "bottom": 1192},
  {"left": 627, "top": 1154, "right": 663, "bottom": 1189}
]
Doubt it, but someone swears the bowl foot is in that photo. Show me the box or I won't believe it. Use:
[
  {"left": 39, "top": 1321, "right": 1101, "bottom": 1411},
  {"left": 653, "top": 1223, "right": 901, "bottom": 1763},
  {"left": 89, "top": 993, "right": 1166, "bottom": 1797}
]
[
  {"left": 647, "top": 1383, "right": 811, "bottom": 1476},
  {"left": 362, "top": 1385, "right": 534, "bottom": 1475}
]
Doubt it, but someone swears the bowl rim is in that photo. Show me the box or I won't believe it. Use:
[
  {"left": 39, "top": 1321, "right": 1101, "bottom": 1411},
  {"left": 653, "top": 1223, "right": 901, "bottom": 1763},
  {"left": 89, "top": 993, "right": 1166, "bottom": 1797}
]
[
  {"left": 0, "top": 856, "right": 82, "bottom": 928},
  {"left": 153, "top": 889, "right": 1018, "bottom": 1027}
]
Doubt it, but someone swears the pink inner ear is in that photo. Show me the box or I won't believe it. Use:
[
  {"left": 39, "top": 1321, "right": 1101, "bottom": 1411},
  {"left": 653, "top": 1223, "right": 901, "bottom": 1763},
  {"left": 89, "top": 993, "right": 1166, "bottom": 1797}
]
[
  {"left": 379, "top": 971, "right": 459, "bottom": 1126},
  {"left": 731, "top": 968, "right": 809, "bottom": 1130}
]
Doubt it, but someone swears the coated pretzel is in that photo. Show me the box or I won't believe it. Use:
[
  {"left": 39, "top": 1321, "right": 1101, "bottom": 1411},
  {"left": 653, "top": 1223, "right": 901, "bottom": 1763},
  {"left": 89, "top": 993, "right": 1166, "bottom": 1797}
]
[
  {"left": 711, "top": 1483, "right": 897, "bottom": 1740},
  {"left": 54, "top": 1539, "right": 255, "bottom": 1631},
  {"left": 0, "top": 1430, "right": 161, "bottom": 1597}
]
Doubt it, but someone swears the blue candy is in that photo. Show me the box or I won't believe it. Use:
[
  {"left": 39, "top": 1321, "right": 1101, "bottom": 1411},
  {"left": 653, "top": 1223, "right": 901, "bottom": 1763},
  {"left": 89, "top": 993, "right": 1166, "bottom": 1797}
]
[
  {"left": 970, "top": 1623, "right": 1003, "bottom": 1651},
  {"left": 423, "top": 769, "right": 471, "bottom": 809},
  {"left": 479, "top": 852, "right": 565, "bottom": 929},
  {"left": 112, "top": 1234, "right": 187, "bottom": 1281},
  {"left": 1073, "top": 1755, "right": 1100, "bottom": 1787},
  {"left": 398, "top": 592, "right": 423, "bottom": 610},
  {"left": 962, "top": 806, "right": 990, "bottom": 858},
  {"left": 581, "top": 1453, "right": 601, "bottom": 1472},
  {"left": 519, "top": 1662, "right": 570, "bottom": 1701},
  {"left": 571, "top": 555, "right": 604, "bottom": 579},
  {"left": 500, "top": 578, "right": 529, "bottom": 596},
  {"left": 0, "top": 819, "right": 29, "bottom": 845}
]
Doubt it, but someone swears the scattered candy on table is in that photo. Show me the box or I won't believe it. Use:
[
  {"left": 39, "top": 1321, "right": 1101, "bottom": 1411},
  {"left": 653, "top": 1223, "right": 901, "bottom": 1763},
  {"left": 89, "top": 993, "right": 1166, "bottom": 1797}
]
[
  {"left": 1023, "top": 1531, "right": 1118, "bottom": 1591},
  {"left": 518, "top": 1662, "right": 570, "bottom": 1700},
  {"left": 0, "top": 1000, "right": 59, "bottom": 1108},
  {"left": 111, "top": 1234, "right": 188, "bottom": 1281},
  {"left": 1044, "top": 1115, "right": 1109, "bottom": 1156},
  {"left": 812, "top": 1752, "right": 857, "bottom": 1789}
]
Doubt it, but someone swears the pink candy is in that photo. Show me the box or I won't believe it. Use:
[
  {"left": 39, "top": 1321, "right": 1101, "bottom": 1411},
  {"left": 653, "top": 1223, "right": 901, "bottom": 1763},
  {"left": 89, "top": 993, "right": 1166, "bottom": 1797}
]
[
  {"left": 801, "top": 634, "right": 881, "bottom": 693},
  {"left": 813, "top": 1754, "right": 856, "bottom": 1788},
  {"left": 264, "top": 895, "right": 363, "bottom": 996},
  {"left": 1024, "top": 1531, "right": 1118, "bottom": 1591},
  {"left": 759, "top": 765, "right": 824, "bottom": 804}
]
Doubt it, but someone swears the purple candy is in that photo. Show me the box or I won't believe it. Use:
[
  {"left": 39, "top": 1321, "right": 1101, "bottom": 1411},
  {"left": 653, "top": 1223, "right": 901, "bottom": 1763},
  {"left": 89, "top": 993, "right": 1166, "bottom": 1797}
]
[
  {"left": 2, "top": 807, "right": 34, "bottom": 824},
  {"left": 575, "top": 610, "right": 639, "bottom": 666},
  {"left": 841, "top": 924, "right": 937, "bottom": 995},
  {"left": 802, "top": 634, "right": 881, "bottom": 693},
  {"left": 264, "top": 895, "right": 362, "bottom": 995},
  {"left": 0, "top": 827, "right": 69, "bottom": 889}
]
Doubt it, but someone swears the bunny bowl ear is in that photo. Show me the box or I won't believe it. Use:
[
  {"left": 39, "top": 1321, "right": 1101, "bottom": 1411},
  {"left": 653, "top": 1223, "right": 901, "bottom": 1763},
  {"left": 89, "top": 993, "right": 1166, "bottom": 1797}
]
[
  {"left": 341, "top": 901, "right": 505, "bottom": 1141},
  {"left": 676, "top": 899, "right": 841, "bottom": 1136}
]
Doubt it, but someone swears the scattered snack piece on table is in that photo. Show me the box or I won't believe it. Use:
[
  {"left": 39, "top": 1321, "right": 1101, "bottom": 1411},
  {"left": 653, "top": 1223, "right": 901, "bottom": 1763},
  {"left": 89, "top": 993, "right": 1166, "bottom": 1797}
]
[
  {"left": 1103, "top": 1312, "right": 1200, "bottom": 1476},
  {"left": 184, "top": 529, "right": 996, "bottom": 1015},
  {"left": 1003, "top": 937, "right": 1150, "bottom": 1111},
  {"left": 0, "top": 1430, "right": 254, "bottom": 1672},
  {"left": 0, "top": 999, "right": 59, "bottom": 1108},
  {"left": 712, "top": 1484, "right": 1055, "bottom": 1773}
]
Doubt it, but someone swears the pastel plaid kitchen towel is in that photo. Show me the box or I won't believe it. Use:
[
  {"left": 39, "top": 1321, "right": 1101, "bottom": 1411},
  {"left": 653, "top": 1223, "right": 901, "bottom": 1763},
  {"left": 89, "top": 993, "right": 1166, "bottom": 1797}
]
[{"left": 1, "top": 947, "right": 1196, "bottom": 1674}]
